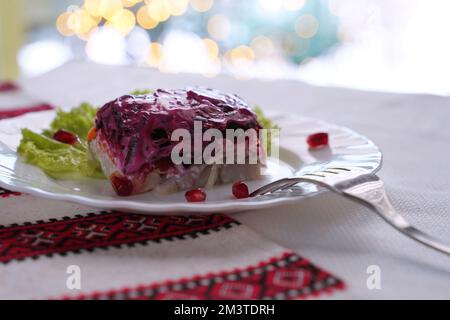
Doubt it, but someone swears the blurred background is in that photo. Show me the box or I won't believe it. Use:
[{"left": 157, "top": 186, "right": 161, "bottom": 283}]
[{"left": 1, "top": 0, "right": 449, "bottom": 95}]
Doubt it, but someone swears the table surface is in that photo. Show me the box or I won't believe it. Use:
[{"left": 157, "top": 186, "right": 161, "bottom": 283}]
[{"left": 17, "top": 61, "right": 450, "bottom": 299}]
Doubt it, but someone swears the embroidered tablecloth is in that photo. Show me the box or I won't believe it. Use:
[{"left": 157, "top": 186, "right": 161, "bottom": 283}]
[{"left": 2, "top": 61, "right": 450, "bottom": 299}]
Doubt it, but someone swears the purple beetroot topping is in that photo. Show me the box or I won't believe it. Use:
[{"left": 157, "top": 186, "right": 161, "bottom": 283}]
[{"left": 95, "top": 87, "right": 261, "bottom": 175}]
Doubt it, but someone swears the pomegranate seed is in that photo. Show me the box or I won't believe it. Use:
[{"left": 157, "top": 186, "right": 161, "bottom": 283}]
[
  {"left": 53, "top": 129, "right": 78, "bottom": 145},
  {"left": 110, "top": 173, "right": 133, "bottom": 196},
  {"left": 307, "top": 132, "right": 329, "bottom": 149},
  {"left": 232, "top": 181, "right": 249, "bottom": 199},
  {"left": 185, "top": 188, "right": 206, "bottom": 202}
]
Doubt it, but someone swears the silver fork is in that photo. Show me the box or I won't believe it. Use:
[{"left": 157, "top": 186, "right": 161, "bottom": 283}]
[{"left": 250, "top": 165, "right": 450, "bottom": 256}]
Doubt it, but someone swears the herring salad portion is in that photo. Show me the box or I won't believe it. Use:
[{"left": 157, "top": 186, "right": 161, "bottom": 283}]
[{"left": 17, "top": 87, "right": 278, "bottom": 197}]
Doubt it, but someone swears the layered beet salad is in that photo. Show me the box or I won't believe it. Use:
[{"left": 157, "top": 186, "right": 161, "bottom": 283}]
[
  {"left": 17, "top": 87, "right": 275, "bottom": 199},
  {"left": 88, "top": 88, "right": 265, "bottom": 196}
]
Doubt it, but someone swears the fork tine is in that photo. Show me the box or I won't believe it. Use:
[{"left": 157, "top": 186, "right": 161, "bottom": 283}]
[
  {"left": 250, "top": 166, "right": 354, "bottom": 198},
  {"left": 249, "top": 178, "right": 293, "bottom": 197},
  {"left": 327, "top": 167, "right": 351, "bottom": 171},
  {"left": 321, "top": 170, "right": 340, "bottom": 174},
  {"left": 279, "top": 180, "right": 301, "bottom": 191}
]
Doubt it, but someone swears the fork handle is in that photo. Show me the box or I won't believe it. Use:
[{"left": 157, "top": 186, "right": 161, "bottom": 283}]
[{"left": 341, "top": 182, "right": 450, "bottom": 256}]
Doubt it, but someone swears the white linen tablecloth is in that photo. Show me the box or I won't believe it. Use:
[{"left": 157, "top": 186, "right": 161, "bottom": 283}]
[{"left": 15, "top": 61, "right": 450, "bottom": 299}]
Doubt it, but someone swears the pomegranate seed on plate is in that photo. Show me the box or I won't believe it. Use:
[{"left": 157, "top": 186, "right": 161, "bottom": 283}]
[
  {"left": 185, "top": 188, "right": 206, "bottom": 202},
  {"left": 232, "top": 181, "right": 249, "bottom": 199},
  {"left": 53, "top": 129, "right": 78, "bottom": 145},
  {"left": 110, "top": 173, "right": 133, "bottom": 197},
  {"left": 306, "top": 132, "right": 329, "bottom": 149}
]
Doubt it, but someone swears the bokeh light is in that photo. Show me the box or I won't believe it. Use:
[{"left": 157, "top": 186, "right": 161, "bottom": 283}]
[
  {"left": 136, "top": 5, "right": 159, "bottom": 29},
  {"left": 102, "top": 0, "right": 123, "bottom": 20},
  {"left": 168, "top": 0, "right": 189, "bottom": 16},
  {"left": 126, "top": 27, "right": 151, "bottom": 61},
  {"left": 295, "top": 14, "right": 319, "bottom": 39},
  {"left": 146, "top": 42, "right": 164, "bottom": 68},
  {"left": 56, "top": 12, "right": 75, "bottom": 36},
  {"left": 109, "top": 8, "right": 136, "bottom": 34},
  {"left": 16, "top": 0, "right": 443, "bottom": 94},
  {"left": 67, "top": 8, "right": 97, "bottom": 35},
  {"left": 190, "top": 0, "right": 214, "bottom": 12},
  {"left": 250, "top": 35, "right": 275, "bottom": 58},
  {"left": 145, "top": 0, "right": 171, "bottom": 22},
  {"left": 121, "top": 0, "right": 143, "bottom": 8},
  {"left": 207, "top": 14, "right": 231, "bottom": 41},
  {"left": 18, "top": 41, "right": 73, "bottom": 77},
  {"left": 85, "top": 26, "right": 128, "bottom": 64},
  {"left": 52, "top": 0, "right": 337, "bottom": 80},
  {"left": 231, "top": 45, "right": 255, "bottom": 61},
  {"left": 84, "top": 0, "right": 103, "bottom": 17},
  {"left": 203, "top": 38, "right": 219, "bottom": 58}
]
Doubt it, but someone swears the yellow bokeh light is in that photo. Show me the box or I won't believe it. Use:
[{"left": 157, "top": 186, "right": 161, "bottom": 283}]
[
  {"left": 203, "top": 38, "right": 219, "bottom": 58},
  {"left": 121, "top": 0, "right": 143, "bottom": 7},
  {"left": 146, "top": 0, "right": 171, "bottom": 22},
  {"left": 84, "top": 0, "right": 102, "bottom": 16},
  {"left": 137, "top": 5, "right": 159, "bottom": 29},
  {"left": 56, "top": 12, "right": 75, "bottom": 36},
  {"left": 295, "top": 14, "right": 319, "bottom": 39},
  {"left": 146, "top": 42, "right": 164, "bottom": 67},
  {"left": 103, "top": 0, "right": 124, "bottom": 20},
  {"left": 283, "top": 0, "right": 305, "bottom": 11},
  {"left": 110, "top": 8, "right": 136, "bottom": 34},
  {"left": 207, "top": 14, "right": 231, "bottom": 41},
  {"left": 67, "top": 8, "right": 97, "bottom": 35},
  {"left": 190, "top": 0, "right": 214, "bottom": 12},
  {"left": 229, "top": 46, "right": 254, "bottom": 79},
  {"left": 84, "top": 0, "right": 123, "bottom": 20},
  {"left": 250, "top": 35, "right": 274, "bottom": 58},
  {"left": 168, "top": 0, "right": 189, "bottom": 16},
  {"left": 76, "top": 26, "right": 99, "bottom": 41},
  {"left": 231, "top": 45, "right": 255, "bottom": 63},
  {"left": 89, "top": 12, "right": 103, "bottom": 24}
]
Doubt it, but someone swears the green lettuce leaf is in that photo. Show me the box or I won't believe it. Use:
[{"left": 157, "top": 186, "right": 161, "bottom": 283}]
[
  {"left": 254, "top": 106, "right": 276, "bottom": 130},
  {"left": 17, "top": 103, "right": 105, "bottom": 180},
  {"left": 42, "top": 102, "right": 98, "bottom": 140},
  {"left": 253, "top": 106, "right": 279, "bottom": 156},
  {"left": 130, "top": 89, "right": 153, "bottom": 95}
]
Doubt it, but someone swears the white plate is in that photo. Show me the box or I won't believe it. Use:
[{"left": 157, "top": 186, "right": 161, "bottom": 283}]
[{"left": 0, "top": 110, "right": 382, "bottom": 214}]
